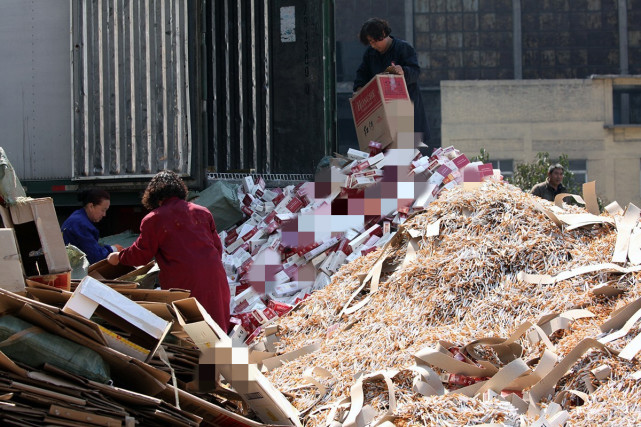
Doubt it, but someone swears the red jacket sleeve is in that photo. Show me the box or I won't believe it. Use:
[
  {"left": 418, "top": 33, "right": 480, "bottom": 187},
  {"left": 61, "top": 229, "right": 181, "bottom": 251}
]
[{"left": 119, "top": 214, "right": 160, "bottom": 266}]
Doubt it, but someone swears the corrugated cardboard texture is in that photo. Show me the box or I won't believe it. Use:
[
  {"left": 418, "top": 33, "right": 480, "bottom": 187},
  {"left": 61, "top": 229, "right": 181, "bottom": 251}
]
[
  {"left": 88, "top": 259, "right": 137, "bottom": 281},
  {"left": 10, "top": 198, "right": 71, "bottom": 274},
  {"left": 63, "top": 277, "right": 171, "bottom": 362},
  {"left": 0, "top": 228, "right": 25, "bottom": 292},
  {"left": 350, "top": 74, "right": 412, "bottom": 152}
]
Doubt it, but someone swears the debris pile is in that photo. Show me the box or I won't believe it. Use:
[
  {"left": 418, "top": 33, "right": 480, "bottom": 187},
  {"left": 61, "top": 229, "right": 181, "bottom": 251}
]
[
  {"left": 257, "top": 182, "right": 641, "bottom": 426},
  {"left": 221, "top": 145, "right": 498, "bottom": 342}
]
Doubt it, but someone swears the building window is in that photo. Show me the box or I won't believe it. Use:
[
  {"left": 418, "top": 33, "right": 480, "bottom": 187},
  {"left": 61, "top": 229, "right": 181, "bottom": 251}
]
[
  {"left": 491, "top": 159, "right": 513, "bottom": 179},
  {"left": 613, "top": 86, "right": 641, "bottom": 125},
  {"left": 568, "top": 159, "right": 587, "bottom": 184}
]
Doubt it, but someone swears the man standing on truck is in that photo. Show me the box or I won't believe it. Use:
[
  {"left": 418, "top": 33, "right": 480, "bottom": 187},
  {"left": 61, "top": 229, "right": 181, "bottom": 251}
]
[{"left": 353, "top": 17, "right": 431, "bottom": 149}]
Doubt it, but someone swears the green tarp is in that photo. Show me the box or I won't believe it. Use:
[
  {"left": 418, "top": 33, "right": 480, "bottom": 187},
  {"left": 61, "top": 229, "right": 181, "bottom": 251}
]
[
  {"left": 193, "top": 180, "right": 243, "bottom": 232},
  {"left": 0, "top": 315, "right": 111, "bottom": 383}
]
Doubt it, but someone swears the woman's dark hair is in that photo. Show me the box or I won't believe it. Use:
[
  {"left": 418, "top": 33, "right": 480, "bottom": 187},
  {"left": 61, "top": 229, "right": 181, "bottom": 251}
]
[
  {"left": 142, "top": 170, "right": 188, "bottom": 210},
  {"left": 78, "top": 189, "right": 110, "bottom": 206},
  {"left": 359, "top": 18, "right": 392, "bottom": 45}
]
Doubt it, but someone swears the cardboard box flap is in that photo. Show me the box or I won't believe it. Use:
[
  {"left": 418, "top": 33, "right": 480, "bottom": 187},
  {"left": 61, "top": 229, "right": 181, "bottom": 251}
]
[
  {"left": 137, "top": 302, "right": 184, "bottom": 333},
  {"left": 0, "top": 287, "right": 59, "bottom": 315},
  {"left": 117, "top": 288, "right": 191, "bottom": 304},
  {"left": 25, "top": 286, "right": 72, "bottom": 307},
  {"left": 70, "top": 279, "right": 138, "bottom": 292},
  {"left": 0, "top": 228, "right": 26, "bottom": 293},
  {"left": 159, "top": 385, "right": 270, "bottom": 427},
  {"left": 116, "top": 261, "right": 156, "bottom": 281},
  {"left": 172, "top": 298, "right": 231, "bottom": 346},
  {"left": 30, "top": 199, "right": 71, "bottom": 273},
  {"left": 88, "top": 259, "right": 137, "bottom": 281},
  {"left": 65, "top": 277, "right": 170, "bottom": 339},
  {"left": 9, "top": 199, "right": 35, "bottom": 224},
  {"left": 63, "top": 277, "right": 172, "bottom": 362},
  {"left": 172, "top": 298, "right": 301, "bottom": 426},
  {"left": 6, "top": 198, "right": 70, "bottom": 275},
  {"left": 0, "top": 350, "right": 28, "bottom": 377},
  {"left": 19, "top": 302, "right": 108, "bottom": 347}
]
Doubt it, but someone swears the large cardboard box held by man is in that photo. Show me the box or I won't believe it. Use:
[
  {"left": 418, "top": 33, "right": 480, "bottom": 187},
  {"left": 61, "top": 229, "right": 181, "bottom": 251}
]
[{"left": 350, "top": 73, "right": 414, "bottom": 152}]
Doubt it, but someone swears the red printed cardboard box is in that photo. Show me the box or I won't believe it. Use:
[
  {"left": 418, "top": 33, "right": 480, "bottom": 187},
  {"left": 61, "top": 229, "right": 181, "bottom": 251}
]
[{"left": 350, "top": 74, "right": 414, "bottom": 152}]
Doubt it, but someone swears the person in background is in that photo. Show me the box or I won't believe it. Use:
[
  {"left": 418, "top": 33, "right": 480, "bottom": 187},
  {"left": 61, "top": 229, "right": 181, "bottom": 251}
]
[
  {"left": 107, "top": 170, "right": 231, "bottom": 332},
  {"left": 531, "top": 164, "right": 567, "bottom": 202},
  {"left": 61, "top": 189, "right": 123, "bottom": 264},
  {"left": 353, "top": 17, "right": 431, "bottom": 146}
]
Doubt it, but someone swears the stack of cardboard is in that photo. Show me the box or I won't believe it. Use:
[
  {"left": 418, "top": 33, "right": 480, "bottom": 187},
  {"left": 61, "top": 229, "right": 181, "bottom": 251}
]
[
  {"left": 0, "top": 188, "right": 300, "bottom": 425},
  {"left": 0, "top": 280, "right": 304, "bottom": 426}
]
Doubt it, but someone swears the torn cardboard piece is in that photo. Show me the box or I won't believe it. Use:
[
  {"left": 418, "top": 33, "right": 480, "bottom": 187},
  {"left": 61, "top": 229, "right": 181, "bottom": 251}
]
[
  {"left": 517, "top": 263, "right": 641, "bottom": 285},
  {"left": 612, "top": 203, "right": 641, "bottom": 263}
]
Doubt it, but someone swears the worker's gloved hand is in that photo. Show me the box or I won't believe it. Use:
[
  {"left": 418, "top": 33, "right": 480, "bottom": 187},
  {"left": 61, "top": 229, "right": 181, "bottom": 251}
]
[{"left": 107, "top": 252, "right": 120, "bottom": 266}]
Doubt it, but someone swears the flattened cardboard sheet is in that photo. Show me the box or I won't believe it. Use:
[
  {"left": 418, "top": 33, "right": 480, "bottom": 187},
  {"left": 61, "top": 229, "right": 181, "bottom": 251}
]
[{"left": 63, "top": 276, "right": 172, "bottom": 362}]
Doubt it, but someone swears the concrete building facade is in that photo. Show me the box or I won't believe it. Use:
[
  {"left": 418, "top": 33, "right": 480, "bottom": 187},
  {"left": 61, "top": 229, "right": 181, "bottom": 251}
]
[{"left": 441, "top": 76, "right": 641, "bottom": 206}]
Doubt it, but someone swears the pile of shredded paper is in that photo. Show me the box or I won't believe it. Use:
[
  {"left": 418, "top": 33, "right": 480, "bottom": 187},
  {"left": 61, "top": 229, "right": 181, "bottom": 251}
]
[{"left": 259, "top": 181, "right": 641, "bottom": 426}]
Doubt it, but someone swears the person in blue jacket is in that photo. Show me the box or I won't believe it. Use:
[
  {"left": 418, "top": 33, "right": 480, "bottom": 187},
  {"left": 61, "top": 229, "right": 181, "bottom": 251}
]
[
  {"left": 61, "top": 189, "right": 123, "bottom": 264},
  {"left": 353, "top": 17, "right": 431, "bottom": 147}
]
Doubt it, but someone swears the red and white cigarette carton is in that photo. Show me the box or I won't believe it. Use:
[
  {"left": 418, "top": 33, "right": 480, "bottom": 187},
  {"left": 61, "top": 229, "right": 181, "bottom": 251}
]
[{"left": 347, "top": 148, "right": 370, "bottom": 161}]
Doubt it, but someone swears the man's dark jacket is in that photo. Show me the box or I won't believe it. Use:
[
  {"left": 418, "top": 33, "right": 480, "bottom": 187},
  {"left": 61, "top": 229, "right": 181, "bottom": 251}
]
[{"left": 353, "top": 37, "right": 430, "bottom": 142}]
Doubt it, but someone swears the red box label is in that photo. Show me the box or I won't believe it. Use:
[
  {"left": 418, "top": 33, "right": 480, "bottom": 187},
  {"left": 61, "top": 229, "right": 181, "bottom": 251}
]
[
  {"left": 380, "top": 75, "right": 409, "bottom": 101},
  {"left": 351, "top": 80, "right": 383, "bottom": 125}
]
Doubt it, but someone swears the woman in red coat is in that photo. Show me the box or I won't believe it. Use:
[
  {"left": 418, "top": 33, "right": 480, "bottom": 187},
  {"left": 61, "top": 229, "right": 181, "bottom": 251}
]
[{"left": 108, "top": 170, "right": 230, "bottom": 332}]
